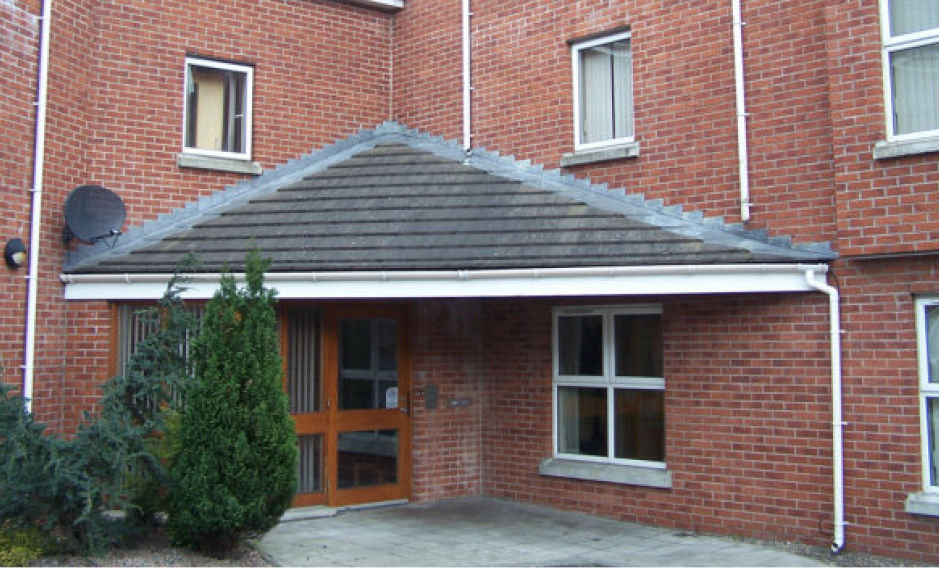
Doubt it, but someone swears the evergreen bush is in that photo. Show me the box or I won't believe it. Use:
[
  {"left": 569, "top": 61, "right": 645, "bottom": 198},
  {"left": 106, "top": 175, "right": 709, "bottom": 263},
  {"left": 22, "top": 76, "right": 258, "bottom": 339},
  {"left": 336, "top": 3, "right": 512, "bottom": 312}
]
[
  {"left": 0, "top": 267, "right": 197, "bottom": 555},
  {"left": 168, "top": 250, "right": 297, "bottom": 556}
]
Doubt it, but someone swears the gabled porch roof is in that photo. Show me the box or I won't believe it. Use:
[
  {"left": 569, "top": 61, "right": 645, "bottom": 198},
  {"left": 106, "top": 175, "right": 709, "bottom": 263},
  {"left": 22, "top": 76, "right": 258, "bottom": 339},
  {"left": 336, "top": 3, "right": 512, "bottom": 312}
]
[{"left": 61, "top": 122, "right": 835, "bottom": 300}]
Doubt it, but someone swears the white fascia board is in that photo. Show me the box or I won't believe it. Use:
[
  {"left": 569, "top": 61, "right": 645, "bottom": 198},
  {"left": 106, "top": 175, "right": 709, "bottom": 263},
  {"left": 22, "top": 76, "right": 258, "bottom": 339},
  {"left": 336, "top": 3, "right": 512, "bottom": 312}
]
[{"left": 61, "top": 264, "right": 829, "bottom": 301}]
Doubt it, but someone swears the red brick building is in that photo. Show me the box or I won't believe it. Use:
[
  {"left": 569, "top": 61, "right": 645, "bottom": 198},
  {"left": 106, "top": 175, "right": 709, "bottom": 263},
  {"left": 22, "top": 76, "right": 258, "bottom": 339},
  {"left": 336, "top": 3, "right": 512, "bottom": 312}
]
[{"left": 2, "top": 0, "right": 939, "bottom": 562}]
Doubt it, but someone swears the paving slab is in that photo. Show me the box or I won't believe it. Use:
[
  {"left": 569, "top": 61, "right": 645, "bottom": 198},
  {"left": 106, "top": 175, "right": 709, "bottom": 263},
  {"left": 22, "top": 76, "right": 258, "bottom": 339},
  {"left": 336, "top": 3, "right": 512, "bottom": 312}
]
[{"left": 258, "top": 497, "right": 826, "bottom": 567}]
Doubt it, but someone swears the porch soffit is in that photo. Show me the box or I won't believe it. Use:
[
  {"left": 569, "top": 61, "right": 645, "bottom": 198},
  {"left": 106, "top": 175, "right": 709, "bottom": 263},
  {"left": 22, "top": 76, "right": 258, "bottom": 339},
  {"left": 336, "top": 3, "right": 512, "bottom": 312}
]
[{"left": 61, "top": 122, "right": 835, "bottom": 300}]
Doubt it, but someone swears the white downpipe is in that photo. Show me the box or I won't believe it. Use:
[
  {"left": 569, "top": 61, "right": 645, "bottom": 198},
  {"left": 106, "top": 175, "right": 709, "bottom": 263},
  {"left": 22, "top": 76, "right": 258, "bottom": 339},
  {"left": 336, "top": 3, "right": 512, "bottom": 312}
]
[
  {"left": 805, "top": 268, "right": 846, "bottom": 554},
  {"left": 22, "top": 0, "right": 53, "bottom": 413},
  {"left": 461, "top": 0, "right": 472, "bottom": 152},
  {"left": 731, "top": 0, "right": 751, "bottom": 223}
]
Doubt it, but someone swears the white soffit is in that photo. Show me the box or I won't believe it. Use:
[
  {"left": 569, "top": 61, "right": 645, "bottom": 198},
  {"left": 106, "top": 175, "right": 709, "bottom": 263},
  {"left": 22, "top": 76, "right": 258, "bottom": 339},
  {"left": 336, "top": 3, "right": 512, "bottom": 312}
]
[{"left": 61, "top": 264, "right": 828, "bottom": 301}]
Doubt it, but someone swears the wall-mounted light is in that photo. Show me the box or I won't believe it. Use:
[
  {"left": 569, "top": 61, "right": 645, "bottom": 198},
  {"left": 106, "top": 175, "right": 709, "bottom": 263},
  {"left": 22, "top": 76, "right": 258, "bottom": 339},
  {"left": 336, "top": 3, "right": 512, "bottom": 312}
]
[{"left": 5, "top": 238, "right": 27, "bottom": 269}]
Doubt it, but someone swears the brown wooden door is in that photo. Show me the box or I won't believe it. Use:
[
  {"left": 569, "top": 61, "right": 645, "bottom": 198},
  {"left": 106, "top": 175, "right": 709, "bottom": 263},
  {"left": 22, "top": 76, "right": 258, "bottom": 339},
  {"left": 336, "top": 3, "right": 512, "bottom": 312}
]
[{"left": 285, "top": 305, "right": 411, "bottom": 508}]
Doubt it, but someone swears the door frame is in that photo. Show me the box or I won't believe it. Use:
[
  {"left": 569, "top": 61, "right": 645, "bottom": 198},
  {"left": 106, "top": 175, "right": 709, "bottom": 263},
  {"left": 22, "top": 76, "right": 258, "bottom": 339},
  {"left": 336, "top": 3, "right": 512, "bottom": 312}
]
[{"left": 282, "top": 302, "right": 412, "bottom": 508}]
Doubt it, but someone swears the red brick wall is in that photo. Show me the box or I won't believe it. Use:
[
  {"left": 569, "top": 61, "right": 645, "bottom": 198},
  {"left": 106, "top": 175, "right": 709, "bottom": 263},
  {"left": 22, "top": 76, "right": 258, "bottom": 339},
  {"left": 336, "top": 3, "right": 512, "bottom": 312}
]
[
  {"left": 391, "top": 0, "right": 462, "bottom": 142},
  {"left": 83, "top": 0, "right": 392, "bottom": 227},
  {"left": 824, "top": 1, "right": 939, "bottom": 258},
  {"left": 4, "top": 0, "right": 938, "bottom": 561},
  {"left": 16, "top": 0, "right": 394, "bottom": 429},
  {"left": 394, "top": 0, "right": 838, "bottom": 244},
  {"left": 446, "top": 283, "right": 939, "bottom": 562},
  {"left": 410, "top": 299, "right": 483, "bottom": 500},
  {"left": 836, "top": 257, "right": 939, "bottom": 560},
  {"left": 474, "top": 295, "right": 836, "bottom": 548},
  {"left": 0, "top": 0, "right": 40, "bottom": 392}
]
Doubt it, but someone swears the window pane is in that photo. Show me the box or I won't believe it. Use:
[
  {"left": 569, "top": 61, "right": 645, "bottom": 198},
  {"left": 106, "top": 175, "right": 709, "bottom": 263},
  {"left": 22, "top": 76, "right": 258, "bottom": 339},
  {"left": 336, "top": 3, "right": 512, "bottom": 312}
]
[
  {"left": 615, "top": 314, "right": 663, "bottom": 377},
  {"left": 557, "top": 387, "right": 607, "bottom": 457},
  {"left": 558, "top": 315, "right": 603, "bottom": 376},
  {"left": 338, "top": 430, "right": 398, "bottom": 489},
  {"left": 614, "top": 389, "right": 665, "bottom": 462},
  {"left": 928, "top": 398, "right": 939, "bottom": 487},
  {"left": 927, "top": 305, "right": 939, "bottom": 383},
  {"left": 580, "top": 39, "right": 632, "bottom": 144},
  {"left": 226, "top": 72, "right": 246, "bottom": 153},
  {"left": 610, "top": 40, "right": 633, "bottom": 140},
  {"left": 890, "top": 44, "right": 939, "bottom": 135},
  {"left": 889, "top": 0, "right": 939, "bottom": 37},
  {"left": 185, "top": 64, "right": 248, "bottom": 153}
]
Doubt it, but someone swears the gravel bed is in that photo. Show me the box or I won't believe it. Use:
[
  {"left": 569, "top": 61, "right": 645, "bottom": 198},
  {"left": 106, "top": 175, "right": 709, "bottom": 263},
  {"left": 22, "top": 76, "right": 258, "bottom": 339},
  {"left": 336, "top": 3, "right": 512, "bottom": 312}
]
[{"left": 30, "top": 530, "right": 272, "bottom": 567}]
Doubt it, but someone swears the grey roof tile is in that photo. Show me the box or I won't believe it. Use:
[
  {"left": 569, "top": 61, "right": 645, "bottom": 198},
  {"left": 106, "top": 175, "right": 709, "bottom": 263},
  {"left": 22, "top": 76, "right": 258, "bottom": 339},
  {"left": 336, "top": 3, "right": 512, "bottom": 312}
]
[{"left": 63, "top": 122, "right": 835, "bottom": 275}]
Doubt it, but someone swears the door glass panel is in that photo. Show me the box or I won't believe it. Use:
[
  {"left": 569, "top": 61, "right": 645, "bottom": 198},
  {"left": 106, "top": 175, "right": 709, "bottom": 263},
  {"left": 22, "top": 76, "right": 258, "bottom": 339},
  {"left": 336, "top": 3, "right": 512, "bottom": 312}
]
[
  {"left": 339, "top": 319, "right": 398, "bottom": 410},
  {"left": 288, "top": 309, "right": 321, "bottom": 413},
  {"left": 297, "top": 434, "right": 324, "bottom": 494},
  {"left": 337, "top": 430, "right": 398, "bottom": 489}
]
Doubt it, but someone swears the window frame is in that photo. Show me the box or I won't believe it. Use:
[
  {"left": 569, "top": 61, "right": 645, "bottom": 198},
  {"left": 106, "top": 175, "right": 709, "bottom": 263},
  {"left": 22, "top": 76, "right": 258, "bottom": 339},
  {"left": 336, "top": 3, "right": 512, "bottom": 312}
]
[
  {"left": 879, "top": 0, "right": 939, "bottom": 143},
  {"left": 181, "top": 56, "right": 254, "bottom": 162},
  {"left": 915, "top": 296, "right": 939, "bottom": 494},
  {"left": 552, "top": 304, "right": 665, "bottom": 471},
  {"left": 570, "top": 30, "right": 636, "bottom": 153}
]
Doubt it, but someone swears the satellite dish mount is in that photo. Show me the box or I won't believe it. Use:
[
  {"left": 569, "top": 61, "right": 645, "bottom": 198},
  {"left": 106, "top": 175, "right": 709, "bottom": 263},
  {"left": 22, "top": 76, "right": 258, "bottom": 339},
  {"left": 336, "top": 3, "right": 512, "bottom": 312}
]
[{"left": 63, "top": 185, "right": 126, "bottom": 248}]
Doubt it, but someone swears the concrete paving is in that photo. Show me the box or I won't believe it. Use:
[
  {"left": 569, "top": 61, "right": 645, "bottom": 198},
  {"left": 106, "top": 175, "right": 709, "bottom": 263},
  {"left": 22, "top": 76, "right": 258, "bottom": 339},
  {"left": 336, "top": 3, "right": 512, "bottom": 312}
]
[{"left": 258, "top": 497, "right": 827, "bottom": 567}]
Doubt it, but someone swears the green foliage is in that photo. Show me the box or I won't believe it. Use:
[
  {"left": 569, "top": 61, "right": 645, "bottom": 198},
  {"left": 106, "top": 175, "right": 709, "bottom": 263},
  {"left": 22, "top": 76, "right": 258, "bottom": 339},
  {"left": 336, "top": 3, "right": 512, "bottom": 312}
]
[
  {"left": 0, "top": 521, "right": 57, "bottom": 567},
  {"left": 0, "top": 263, "right": 198, "bottom": 555},
  {"left": 169, "top": 249, "right": 297, "bottom": 557},
  {"left": 126, "top": 410, "right": 182, "bottom": 524}
]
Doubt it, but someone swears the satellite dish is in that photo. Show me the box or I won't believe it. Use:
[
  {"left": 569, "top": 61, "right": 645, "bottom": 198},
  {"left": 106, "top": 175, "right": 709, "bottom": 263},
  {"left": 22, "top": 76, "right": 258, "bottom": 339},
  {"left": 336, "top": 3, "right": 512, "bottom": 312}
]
[{"left": 63, "top": 185, "right": 126, "bottom": 245}]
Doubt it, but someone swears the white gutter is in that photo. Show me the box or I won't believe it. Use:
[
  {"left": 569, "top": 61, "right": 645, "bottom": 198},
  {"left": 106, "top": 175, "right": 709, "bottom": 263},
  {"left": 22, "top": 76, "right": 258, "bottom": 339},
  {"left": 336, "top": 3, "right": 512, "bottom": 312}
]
[
  {"left": 804, "top": 268, "right": 846, "bottom": 554},
  {"left": 23, "top": 0, "right": 52, "bottom": 412},
  {"left": 62, "top": 263, "right": 830, "bottom": 301},
  {"left": 731, "top": 0, "right": 751, "bottom": 223},
  {"left": 461, "top": 0, "right": 472, "bottom": 152}
]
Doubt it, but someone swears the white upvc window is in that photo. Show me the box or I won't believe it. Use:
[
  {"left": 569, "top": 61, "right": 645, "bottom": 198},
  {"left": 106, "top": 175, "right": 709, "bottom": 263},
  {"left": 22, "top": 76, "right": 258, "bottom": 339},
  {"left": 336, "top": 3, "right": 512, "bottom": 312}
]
[
  {"left": 552, "top": 305, "right": 665, "bottom": 470},
  {"left": 571, "top": 30, "right": 635, "bottom": 152},
  {"left": 182, "top": 56, "right": 254, "bottom": 161},
  {"left": 880, "top": 0, "right": 939, "bottom": 141},
  {"left": 915, "top": 297, "right": 939, "bottom": 493}
]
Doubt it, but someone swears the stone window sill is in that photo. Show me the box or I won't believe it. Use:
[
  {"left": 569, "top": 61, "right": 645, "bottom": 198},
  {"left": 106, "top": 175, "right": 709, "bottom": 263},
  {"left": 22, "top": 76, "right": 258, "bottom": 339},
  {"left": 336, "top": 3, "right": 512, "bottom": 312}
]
[
  {"left": 873, "top": 137, "right": 939, "bottom": 160},
  {"left": 177, "top": 153, "right": 263, "bottom": 175},
  {"left": 905, "top": 491, "right": 939, "bottom": 517},
  {"left": 560, "top": 142, "right": 640, "bottom": 167},
  {"left": 539, "top": 457, "right": 671, "bottom": 489}
]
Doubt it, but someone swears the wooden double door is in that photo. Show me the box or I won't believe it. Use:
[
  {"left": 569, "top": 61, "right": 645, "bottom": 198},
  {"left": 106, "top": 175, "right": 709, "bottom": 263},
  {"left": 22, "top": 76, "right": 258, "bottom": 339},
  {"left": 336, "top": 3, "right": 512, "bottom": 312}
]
[{"left": 283, "top": 305, "right": 411, "bottom": 508}]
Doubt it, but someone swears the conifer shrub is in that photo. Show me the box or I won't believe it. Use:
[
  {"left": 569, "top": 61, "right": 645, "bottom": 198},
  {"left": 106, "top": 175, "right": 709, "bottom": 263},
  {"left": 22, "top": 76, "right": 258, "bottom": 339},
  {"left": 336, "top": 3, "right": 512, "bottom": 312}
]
[
  {"left": 0, "top": 268, "right": 197, "bottom": 555},
  {"left": 168, "top": 250, "right": 297, "bottom": 556}
]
